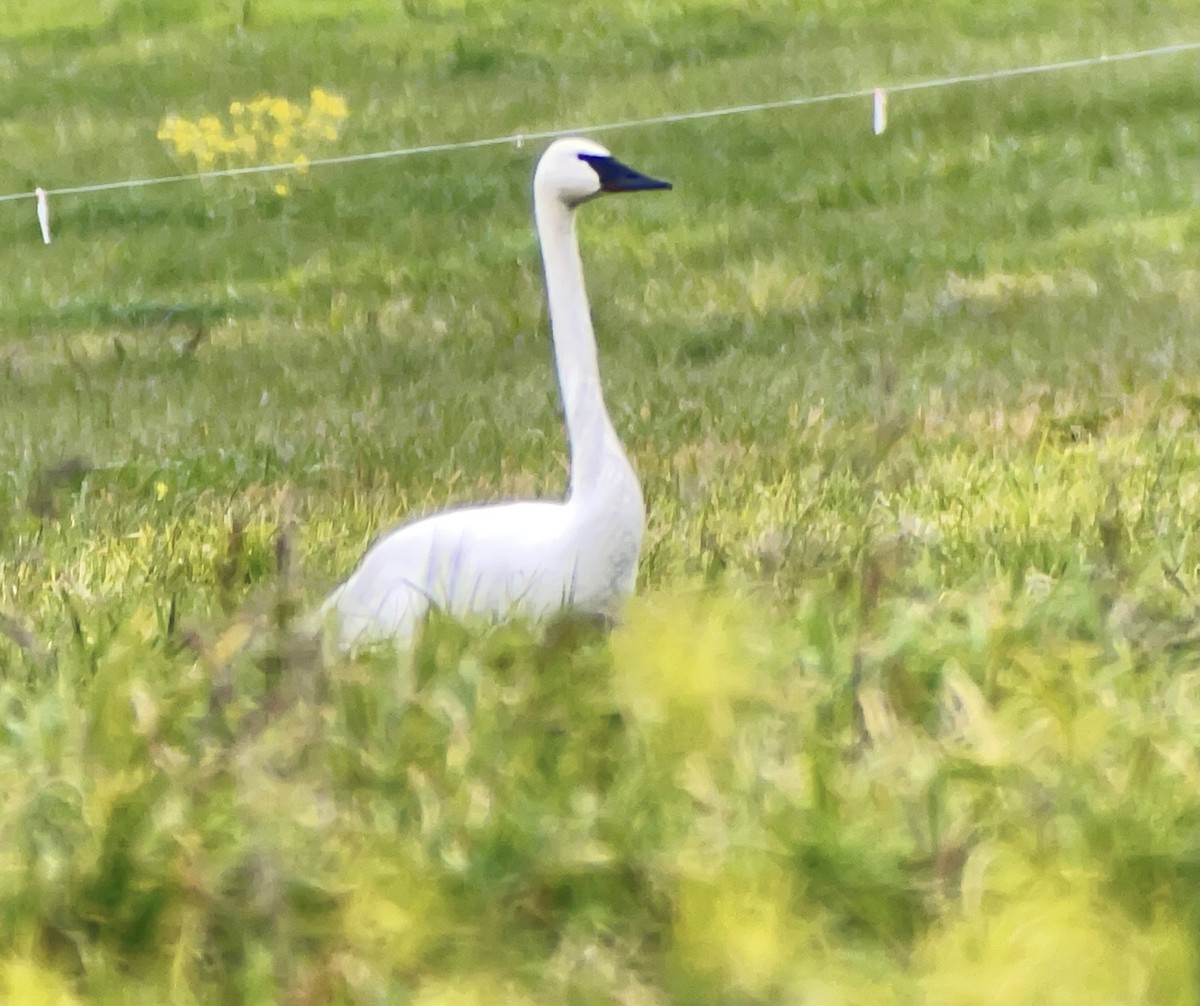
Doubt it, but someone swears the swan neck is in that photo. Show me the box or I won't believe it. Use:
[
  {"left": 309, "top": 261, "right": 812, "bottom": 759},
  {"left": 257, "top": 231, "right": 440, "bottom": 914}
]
[{"left": 535, "top": 191, "right": 625, "bottom": 497}]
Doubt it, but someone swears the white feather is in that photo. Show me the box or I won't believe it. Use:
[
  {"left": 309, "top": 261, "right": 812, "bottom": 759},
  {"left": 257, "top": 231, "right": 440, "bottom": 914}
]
[{"left": 320, "top": 137, "right": 668, "bottom": 648}]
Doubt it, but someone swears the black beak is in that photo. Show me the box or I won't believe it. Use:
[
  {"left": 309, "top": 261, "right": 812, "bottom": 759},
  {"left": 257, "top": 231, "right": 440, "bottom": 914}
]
[{"left": 579, "top": 153, "right": 672, "bottom": 193}]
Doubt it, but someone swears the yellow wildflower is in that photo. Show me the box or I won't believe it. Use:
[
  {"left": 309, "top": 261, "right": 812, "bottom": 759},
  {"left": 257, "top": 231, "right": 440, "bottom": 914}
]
[
  {"left": 268, "top": 97, "right": 296, "bottom": 123},
  {"left": 157, "top": 88, "right": 348, "bottom": 190},
  {"left": 325, "top": 94, "right": 348, "bottom": 120}
]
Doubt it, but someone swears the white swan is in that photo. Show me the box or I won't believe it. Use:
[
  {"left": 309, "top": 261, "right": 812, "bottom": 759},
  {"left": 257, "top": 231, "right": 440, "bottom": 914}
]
[{"left": 320, "top": 137, "right": 671, "bottom": 648}]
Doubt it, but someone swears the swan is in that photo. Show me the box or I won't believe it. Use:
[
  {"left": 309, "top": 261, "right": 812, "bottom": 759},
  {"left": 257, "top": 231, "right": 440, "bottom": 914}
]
[{"left": 319, "top": 136, "right": 671, "bottom": 648}]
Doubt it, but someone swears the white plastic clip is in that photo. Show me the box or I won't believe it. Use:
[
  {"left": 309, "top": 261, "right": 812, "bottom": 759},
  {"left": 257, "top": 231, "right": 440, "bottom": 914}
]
[
  {"left": 873, "top": 88, "right": 888, "bottom": 135},
  {"left": 35, "top": 187, "right": 51, "bottom": 244}
]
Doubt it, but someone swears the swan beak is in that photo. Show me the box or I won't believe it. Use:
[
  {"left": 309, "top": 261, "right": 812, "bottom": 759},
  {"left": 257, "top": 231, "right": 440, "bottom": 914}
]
[{"left": 579, "top": 154, "right": 672, "bottom": 193}]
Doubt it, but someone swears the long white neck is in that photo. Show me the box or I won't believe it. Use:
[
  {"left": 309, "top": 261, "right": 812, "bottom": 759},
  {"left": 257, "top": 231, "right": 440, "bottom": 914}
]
[{"left": 534, "top": 189, "right": 628, "bottom": 499}]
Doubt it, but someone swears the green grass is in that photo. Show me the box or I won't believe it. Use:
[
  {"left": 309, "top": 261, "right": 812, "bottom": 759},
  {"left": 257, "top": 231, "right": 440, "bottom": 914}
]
[{"left": 3, "top": 1, "right": 1200, "bottom": 1002}]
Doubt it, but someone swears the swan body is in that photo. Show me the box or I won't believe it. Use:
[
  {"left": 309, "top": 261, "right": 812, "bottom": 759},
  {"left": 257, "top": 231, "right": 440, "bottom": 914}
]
[{"left": 321, "top": 137, "right": 670, "bottom": 648}]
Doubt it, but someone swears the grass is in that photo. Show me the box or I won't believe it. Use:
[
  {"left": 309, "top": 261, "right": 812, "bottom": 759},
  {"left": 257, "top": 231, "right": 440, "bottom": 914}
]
[{"left": 3, "top": 0, "right": 1200, "bottom": 1001}]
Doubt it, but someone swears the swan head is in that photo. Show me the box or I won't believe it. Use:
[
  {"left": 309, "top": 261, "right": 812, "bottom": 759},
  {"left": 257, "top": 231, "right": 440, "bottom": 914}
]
[{"left": 535, "top": 136, "right": 671, "bottom": 207}]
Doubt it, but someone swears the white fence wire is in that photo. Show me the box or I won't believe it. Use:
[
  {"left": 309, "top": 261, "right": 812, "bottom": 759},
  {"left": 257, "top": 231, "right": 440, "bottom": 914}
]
[{"left": 0, "top": 39, "right": 1197, "bottom": 207}]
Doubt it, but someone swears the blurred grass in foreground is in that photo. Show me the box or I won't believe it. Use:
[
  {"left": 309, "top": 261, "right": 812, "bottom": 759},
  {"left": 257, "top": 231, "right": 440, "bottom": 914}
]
[{"left": 1, "top": 584, "right": 1197, "bottom": 1002}]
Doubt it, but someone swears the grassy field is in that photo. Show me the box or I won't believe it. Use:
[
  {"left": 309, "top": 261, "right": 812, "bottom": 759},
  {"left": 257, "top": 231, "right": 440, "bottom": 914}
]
[{"left": 3, "top": 0, "right": 1200, "bottom": 1001}]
